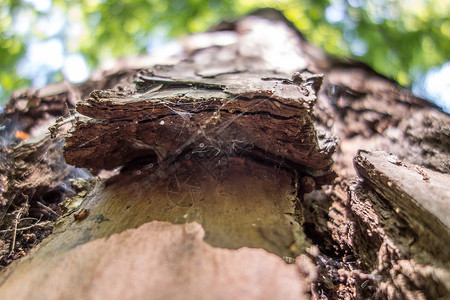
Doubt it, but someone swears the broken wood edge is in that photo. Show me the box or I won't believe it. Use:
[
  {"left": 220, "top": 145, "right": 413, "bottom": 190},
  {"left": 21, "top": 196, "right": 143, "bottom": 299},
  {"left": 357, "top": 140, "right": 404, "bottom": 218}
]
[
  {"left": 347, "top": 181, "right": 450, "bottom": 298},
  {"left": 63, "top": 70, "right": 336, "bottom": 187},
  {"left": 353, "top": 150, "right": 450, "bottom": 264}
]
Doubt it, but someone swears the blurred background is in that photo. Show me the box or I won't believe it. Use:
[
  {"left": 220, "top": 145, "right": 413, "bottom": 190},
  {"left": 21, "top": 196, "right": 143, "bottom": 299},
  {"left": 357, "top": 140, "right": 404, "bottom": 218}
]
[{"left": 1, "top": 0, "right": 449, "bottom": 112}]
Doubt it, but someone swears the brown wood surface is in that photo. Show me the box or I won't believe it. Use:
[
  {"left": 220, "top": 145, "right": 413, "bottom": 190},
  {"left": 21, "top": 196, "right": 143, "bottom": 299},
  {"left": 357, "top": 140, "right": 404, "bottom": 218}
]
[{"left": 1, "top": 8, "right": 449, "bottom": 300}]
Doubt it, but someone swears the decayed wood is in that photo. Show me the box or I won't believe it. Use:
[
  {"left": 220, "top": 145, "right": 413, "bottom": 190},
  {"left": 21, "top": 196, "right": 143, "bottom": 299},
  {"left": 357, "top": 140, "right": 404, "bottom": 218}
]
[
  {"left": 304, "top": 170, "right": 450, "bottom": 298},
  {"left": 313, "top": 53, "right": 450, "bottom": 177},
  {"left": 55, "top": 17, "right": 343, "bottom": 266},
  {"left": 346, "top": 151, "right": 450, "bottom": 298},
  {"left": 0, "top": 51, "right": 181, "bottom": 268},
  {"left": 347, "top": 183, "right": 450, "bottom": 299},
  {"left": 354, "top": 150, "right": 450, "bottom": 262},
  {"left": 21, "top": 157, "right": 308, "bottom": 259},
  {"left": 2, "top": 69, "right": 139, "bottom": 134},
  {"left": 64, "top": 66, "right": 335, "bottom": 183},
  {"left": 0, "top": 221, "right": 317, "bottom": 300},
  {"left": 0, "top": 11, "right": 338, "bottom": 298},
  {"left": 4, "top": 135, "right": 84, "bottom": 211},
  {"left": 1, "top": 8, "right": 449, "bottom": 300},
  {"left": 0, "top": 133, "right": 90, "bottom": 266}
]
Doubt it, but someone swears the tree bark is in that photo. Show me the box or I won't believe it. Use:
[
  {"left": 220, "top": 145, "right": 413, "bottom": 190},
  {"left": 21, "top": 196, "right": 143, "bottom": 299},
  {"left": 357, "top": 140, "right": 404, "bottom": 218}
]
[{"left": 0, "top": 8, "right": 449, "bottom": 300}]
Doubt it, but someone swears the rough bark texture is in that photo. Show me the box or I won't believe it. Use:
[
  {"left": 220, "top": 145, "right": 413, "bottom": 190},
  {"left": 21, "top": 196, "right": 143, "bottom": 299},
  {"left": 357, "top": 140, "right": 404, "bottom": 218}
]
[
  {"left": 64, "top": 56, "right": 335, "bottom": 182},
  {"left": 354, "top": 150, "right": 450, "bottom": 260},
  {"left": 0, "top": 8, "right": 449, "bottom": 300}
]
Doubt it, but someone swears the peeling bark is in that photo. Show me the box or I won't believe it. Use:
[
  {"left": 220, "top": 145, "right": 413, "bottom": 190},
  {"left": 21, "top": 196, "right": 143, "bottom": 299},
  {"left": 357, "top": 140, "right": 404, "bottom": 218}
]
[
  {"left": 0, "top": 221, "right": 316, "bottom": 300},
  {"left": 354, "top": 150, "right": 450, "bottom": 262},
  {"left": 64, "top": 67, "right": 335, "bottom": 182},
  {"left": 0, "top": 8, "right": 449, "bottom": 300}
]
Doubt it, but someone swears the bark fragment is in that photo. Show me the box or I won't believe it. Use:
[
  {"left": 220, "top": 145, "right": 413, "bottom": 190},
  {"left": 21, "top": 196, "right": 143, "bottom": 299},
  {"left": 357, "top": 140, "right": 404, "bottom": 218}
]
[
  {"left": 348, "top": 181, "right": 450, "bottom": 299},
  {"left": 0, "top": 221, "right": 317, "bottom": 300},
  {"left": 318, "top": 151, "right": 450, "bottom": 298},
  {"left": 64, "top": 64, "right": 335, "bottom": 183},
  {"left": 353, "top": 150, "right": 450, "bottom": 264},
  {"left": 0, "top": 134, "right": 89, "bottom": 266}
]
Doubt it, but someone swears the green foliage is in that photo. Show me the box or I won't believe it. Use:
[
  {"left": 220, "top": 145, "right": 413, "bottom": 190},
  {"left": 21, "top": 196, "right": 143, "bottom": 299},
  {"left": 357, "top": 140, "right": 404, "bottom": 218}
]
[
  {"left": 72, "top": 0, "right": 236, "bottom": 66},
  {"left": 347, "top": 0, "right": 450, "bottom": 86},
  {"left": 1, "top": 0, "right": 449, "bottom": 104},
  {"left": 0, "top": 0, "right": 29, "bottom": 97}
]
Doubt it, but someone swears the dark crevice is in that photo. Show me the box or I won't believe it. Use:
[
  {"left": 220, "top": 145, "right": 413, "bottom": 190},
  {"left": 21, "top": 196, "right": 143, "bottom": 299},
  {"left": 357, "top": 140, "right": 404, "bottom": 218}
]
[
  {"left": 136, "top": 109, "right": 299, "bottom": 124},
  {"left": 136, "top": 80, "right": 225, "bottom": 93}
]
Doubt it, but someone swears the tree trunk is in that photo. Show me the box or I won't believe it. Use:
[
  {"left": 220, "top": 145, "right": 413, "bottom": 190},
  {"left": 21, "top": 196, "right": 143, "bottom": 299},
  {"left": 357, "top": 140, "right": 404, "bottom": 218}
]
[{"left": 0, "top": 8, "right": 449, "bottom": 300}]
